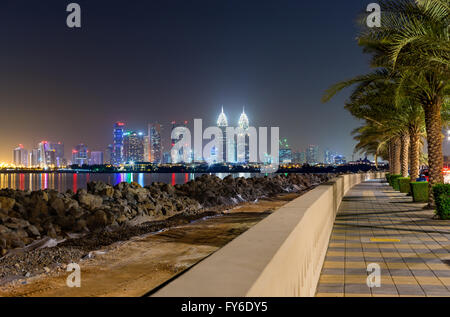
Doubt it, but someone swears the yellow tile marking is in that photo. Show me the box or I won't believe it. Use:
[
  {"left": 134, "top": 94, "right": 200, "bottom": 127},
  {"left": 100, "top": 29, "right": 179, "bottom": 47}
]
[{"left": 370, "top": 238, "right": 401, "bottom": 243}]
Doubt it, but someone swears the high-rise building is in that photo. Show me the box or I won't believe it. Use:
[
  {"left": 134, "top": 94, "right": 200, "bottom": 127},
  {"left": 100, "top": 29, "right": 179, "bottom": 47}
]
[
  {"left": 112, "top": 122, "right": 125, "bottom": 165},
  {"left": 324, "top": 149, "right": 337, "bottom": 165},
  {"left": 105, "top": 144, "right": 113, "bottom": 164},
  {"left": 162, "top": 151, "right": 171, "bottom": 164},
  {"left": 334, "top": 155, "right": 346, "bottom": 165},
  {"left": 13, "top": 145, "right": 28, "bottom": 167},
  {"left": 30, "top": 148, "right": 40, "bottom": 167},
  {"left": 148, "top": 123, "right": 162, "bottom": 163},
  {"left": 237, "top": 108, "right": 249, "bottom": 163},
  {"left": 89, "top": 151, "right": 104, "bottom": 165},
  {"left": 279, "top": 138, "right": 292, "bottom": 163},
  {"left": 72, "top": 144, "right": 89, "bottom": 166},
  {"left": 306, "top": 144, "right": 319, "bottom": 165},
  {"left": 37, "top": 141, "right": 57, "bottom": 168},
  {"left": 143, "top": 135, "right": 150, "bottom": 162},
  {"left": 123, "top": 131, "right": 145, "bottom": 163},
  {"left": 49, "top": 142, "right": 65, "bottom": 167},
  {"left": 216, "top": 107, "right": 229, "bottom": 163}
]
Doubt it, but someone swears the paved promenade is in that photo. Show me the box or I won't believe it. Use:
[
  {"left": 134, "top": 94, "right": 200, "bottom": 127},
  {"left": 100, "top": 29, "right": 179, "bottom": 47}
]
[{"left": 316, "top": 179, "right": 450, "bottom": 297}]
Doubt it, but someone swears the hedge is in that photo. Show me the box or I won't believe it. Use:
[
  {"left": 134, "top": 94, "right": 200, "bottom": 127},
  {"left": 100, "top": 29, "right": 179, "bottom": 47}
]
[
  {"left": 390, "top": 174, "right": 402, "bottom": 191},
  {"left": 398, "top": 177, "right": 411, "bottom": 194},
  {"left": 432, "top": 184, "right": 450, "bottom": 220},
  {"left": 410, "top": 182, "right": 428, "bottom": 203},
  {"left": 385, "top": 173, "right": 390, "bottom": 183}
]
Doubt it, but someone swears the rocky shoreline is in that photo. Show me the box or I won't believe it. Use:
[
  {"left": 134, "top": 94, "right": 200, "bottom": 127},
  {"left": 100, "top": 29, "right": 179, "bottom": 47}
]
[{"left": 0, "top": 173, "right": 333, "bottom": 258}]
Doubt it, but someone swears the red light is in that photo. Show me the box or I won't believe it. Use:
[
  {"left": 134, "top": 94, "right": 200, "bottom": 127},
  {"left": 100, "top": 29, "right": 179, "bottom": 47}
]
[
  {"left": 116, "top": 122, "right": 125, "bottom": 126},
  {"left": 184, "top": 121, "right": 188, "bottom": 125}
]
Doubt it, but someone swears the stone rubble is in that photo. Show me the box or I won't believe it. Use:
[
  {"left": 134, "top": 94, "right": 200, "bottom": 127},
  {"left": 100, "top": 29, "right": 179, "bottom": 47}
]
[{"left": 0, "top": 173, "right": 333, "bottom": 256}]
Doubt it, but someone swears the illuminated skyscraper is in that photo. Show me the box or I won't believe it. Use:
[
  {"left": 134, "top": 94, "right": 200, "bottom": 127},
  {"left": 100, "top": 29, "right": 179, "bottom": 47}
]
[
  {"left": 217, "top": 107, "right": 228, "bottom": 163},
  {"left": 306, "top": 144, "right": 319, "bottom": 165},
  {"left": 143, "top": 135, "right": 150, "bottom": 162},
  {"left": 237, "top": 108, "right": 249, "bottom": 163},
  {"left": 37, "top": 141, "right": 54, "bottom": 168},
  {"left": 30, "top": 149, "right": 39, "bottom": 167},
  {"left": 89, "top": 151, "right": 104, "bottom": 165},
  {"left": 123, "top": 131, "right": 145, "bottom": 163},
  {"left": 49, "top": 142, "right": 64, "bottom": 167},
  {"left": 324, "top": 149, "right": 337, "bottom": 165},
  {"left": 13, "top": 145, "right": 28, "bottom": 167},
  {"left": 105, "top": 144, "right": 113, "bottom": 164},
  {"left": 148, "top": 123, "right": 162, "bottom": 163},
  {"left": 279, "top": 138, "right": 292, "bottom": 163},
  {"left": 72, "top": 144, "right": 89, "bottom": 166},
  {"left": 112, "top": 122, "right": 125, "bottom": 165}
]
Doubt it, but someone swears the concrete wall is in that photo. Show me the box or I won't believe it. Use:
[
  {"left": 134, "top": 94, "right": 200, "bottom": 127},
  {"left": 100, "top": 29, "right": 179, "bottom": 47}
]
[{"left": 153, "top": 172, "right": 385, "bottom": 297}]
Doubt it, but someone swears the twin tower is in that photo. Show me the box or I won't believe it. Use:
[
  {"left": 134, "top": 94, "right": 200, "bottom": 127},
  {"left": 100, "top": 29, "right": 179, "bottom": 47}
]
[{"left": 215, "top": 107, "right": 250, "bottom": 163}]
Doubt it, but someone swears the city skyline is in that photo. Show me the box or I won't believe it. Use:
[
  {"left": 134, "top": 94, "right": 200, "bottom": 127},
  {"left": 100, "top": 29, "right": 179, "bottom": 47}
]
[
  {"left": 1, "top": 1, "right": 448, "bottom": 163},
  {"left": 0, "top": 0, "right": 381, "bottom": 163},
  {"left": 8, "top": 105, "right": 353, "bottom": 167}
]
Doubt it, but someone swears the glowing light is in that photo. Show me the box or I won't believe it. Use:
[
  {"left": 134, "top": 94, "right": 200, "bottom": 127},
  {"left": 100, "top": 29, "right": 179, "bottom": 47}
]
[
  {"left": 217, "top": 106, "right": 228, "bottom": 127},
  {"left": 238, "top": 107, "right": 249, "bottom": 130}
]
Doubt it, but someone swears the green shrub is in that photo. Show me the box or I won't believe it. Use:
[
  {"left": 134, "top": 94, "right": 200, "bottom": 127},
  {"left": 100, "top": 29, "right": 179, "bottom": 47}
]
[
  {"left": 398, "top": 177, "right": 411, "bottom": 194},
  {"left": 410, "top": 182, "right": 428, "bottom": 203},
  {"left": 432, "top": 184, "right": 450, "bottom": 220},
  {"left": 385, "top": 173, "right": 390, "bottom": 183},
  {"left": 390, "top": 174, "right": 402, "bottom": 190}
]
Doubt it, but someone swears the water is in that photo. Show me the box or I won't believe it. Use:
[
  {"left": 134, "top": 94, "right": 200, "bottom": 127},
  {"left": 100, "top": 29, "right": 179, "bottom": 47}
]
[{"left": 0, "top": 173, "right": 258, "bottom": 192}]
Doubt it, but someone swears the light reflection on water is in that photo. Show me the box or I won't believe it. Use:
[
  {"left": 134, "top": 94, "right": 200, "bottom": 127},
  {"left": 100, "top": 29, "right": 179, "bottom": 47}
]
[{"left": 0, "top": 173, "right": 255, "bottom": 192}]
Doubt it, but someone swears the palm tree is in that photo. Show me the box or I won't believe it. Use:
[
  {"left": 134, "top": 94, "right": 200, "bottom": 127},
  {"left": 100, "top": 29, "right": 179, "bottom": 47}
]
[
  {"left": 324, "top": 0, "right": 449, "bottom": 205},
  {"left": 359, "top": 0, "right": 449, "bottom": 204}
]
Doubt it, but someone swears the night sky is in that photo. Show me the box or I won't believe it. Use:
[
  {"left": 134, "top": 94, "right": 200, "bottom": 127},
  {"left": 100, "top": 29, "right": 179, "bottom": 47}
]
[{"left": 2, "top": 0, "right": 439, "bottom": 162}]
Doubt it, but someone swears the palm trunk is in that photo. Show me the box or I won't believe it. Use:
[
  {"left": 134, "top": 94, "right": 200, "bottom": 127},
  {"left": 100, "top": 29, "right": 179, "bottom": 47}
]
[
  {"left": 423, "top": 98, "right": 444, "bottom": 206},
  {"left": 388, "top": 140, "right": 393, "bottom": 173},
  {"left": 400, "top": 132, "right": 410, "bottom": 177},
  {"left": 392, "top": 136, "right": 401, "bottom": 175},
  {"left": 409, "top": 127, "right": 420, "bottom": 181},
  {"left": 374, "top": 153, "right": 378, "bottom": 169}
]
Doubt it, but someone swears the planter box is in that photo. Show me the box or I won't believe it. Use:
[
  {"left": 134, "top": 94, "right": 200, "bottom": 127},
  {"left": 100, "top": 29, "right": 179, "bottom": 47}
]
[
  {"left": 390, "top": 174, "right": 402, "bottom": 191},
  {"left": 398, "top": 177, "right": 411, "bottom": 194},
  {"left": 410, "top": 182, "right": 428, "bottom": 203},
  {"left": 432, "top": 184, "right": 450, "bottom": 220}
]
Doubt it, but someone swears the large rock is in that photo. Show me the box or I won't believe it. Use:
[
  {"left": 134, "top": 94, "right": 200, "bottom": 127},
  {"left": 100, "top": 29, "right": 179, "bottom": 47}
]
[
  {"left": 0, "top": 197, "right": 15, "bottom": 212},
  {"left": 78, "top": 193, "right": 103, "bottom": 210},
  {"left": 50, "top": 197, "right": 65, "bottom": 216},
  {"left": 86, "top": 210, "right": 108, "bottom": 230}
]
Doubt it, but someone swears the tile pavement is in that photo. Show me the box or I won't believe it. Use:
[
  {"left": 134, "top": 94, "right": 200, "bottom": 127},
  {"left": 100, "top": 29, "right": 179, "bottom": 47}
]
[{"left": 315, "top": 179, "right": 450, "bottom": 297}]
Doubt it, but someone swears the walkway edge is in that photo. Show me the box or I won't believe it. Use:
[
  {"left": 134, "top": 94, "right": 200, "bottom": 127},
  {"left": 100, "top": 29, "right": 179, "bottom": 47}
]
[{"left": 152, "top": 172, "right": 385, "bottom": 297}]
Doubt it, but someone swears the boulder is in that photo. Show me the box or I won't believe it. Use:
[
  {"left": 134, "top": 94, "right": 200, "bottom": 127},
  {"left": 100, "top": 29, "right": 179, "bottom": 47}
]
[
  {"left": 87, "top": 210, "right": 108, "bottom": 230},
  {"left": 0, "top": 197, "right": 15, "bottom": 212},
  {"left": 78, "top": 193, "right": 103, "bottom": 210}
]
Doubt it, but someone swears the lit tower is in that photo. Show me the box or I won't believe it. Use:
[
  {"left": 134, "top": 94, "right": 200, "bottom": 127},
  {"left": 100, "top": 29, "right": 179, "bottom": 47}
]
[
  {"left": 217, "top": 106, "right": 228, "bottom": 163},
  {"left": 237, "top": 107, "right": 249, "bottom": 163},
  {"left": 113, "top": 122, "right": 125, "bottom": 165}
]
